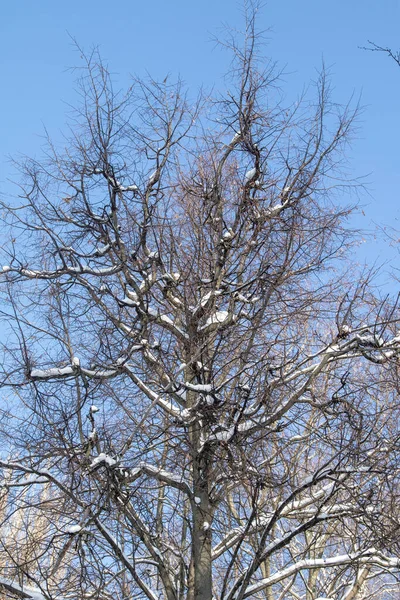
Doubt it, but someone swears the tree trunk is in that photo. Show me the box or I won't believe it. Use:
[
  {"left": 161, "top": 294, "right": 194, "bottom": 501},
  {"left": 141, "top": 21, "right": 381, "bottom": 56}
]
[{"left": 192, "top": 474, "right": 212, "bottom": 600}]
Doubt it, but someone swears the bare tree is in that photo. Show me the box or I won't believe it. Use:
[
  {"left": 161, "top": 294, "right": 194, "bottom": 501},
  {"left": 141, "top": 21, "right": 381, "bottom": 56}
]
[
  {"left": 0, "top": 6, "right": 400, "bottom": 600},
  {"left": 362, "top": 41, "right": 400, "bottom": 67}
]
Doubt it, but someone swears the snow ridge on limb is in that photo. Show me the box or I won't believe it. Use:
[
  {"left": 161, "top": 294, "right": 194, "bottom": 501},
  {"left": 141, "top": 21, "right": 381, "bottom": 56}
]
[
  {"left": 0, "top": 577, "right": 50, "bottom": 600},
  {"left": 2, "top": 264, "right": 123, "bottom": 279},
  {"left": 29, "top": 361, "right": 186, "bottom": 419},
  {"left": 242, "top": 551, "right": 400, "bottom": 598}
]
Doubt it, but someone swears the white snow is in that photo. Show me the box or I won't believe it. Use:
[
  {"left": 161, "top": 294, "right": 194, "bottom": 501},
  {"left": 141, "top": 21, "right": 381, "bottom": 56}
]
[
  {"left": 96, "top": 244, "right": 110, "bottom": 255},
  {"left": 230, "top": 131, "right": 241, "bottom": 144},
  {"left": 356, "top": 333, "right": 384, "bottom": 347},
  {"left": 234, "top": 293, "right": 250, "bottom": 303},
  {"left": 266, "top": 203, "right": 283, "bottom": 217},
  {"left": 192, "top": 290, "right": 223, "bottom": 315},
  {"left": 121, "top": 295, "right": 139, "bottom": 306},
  {"left": 160, "top": 314, "right": 175, "bottom": 327},
  {"left": 67, "top": 525, "right": 82, "bottom": 534},
  {"left": 2, "top": 265, "right": 10, "bottom": 272},
  {"left": 194, "top": 496, "right": 201, "bottom": 505},
  {"left": 148, "top": 170, "right": 158, "bottom": 185},
  {"left": 326, "top": 344, "right": 340, "bottom": 354},
  {"left": 199, "top": 311, "right": 230, "bottom": 331},
  {"left": 72, "top": 356, "right": 80, "bottom": 367},
  {"left": 31, "top": 366, "right": 74, "bottom": 378},
  {"left": 91, "top": 453, "right": 117, "bottom": 468},
  {"left": 207, "top": 311, "right": 229, "bottom": 325},
  {"left": 222, "top": 229, "right": 235, "bottom": 241},
  {"left": 245, "top": 167, "right": 257, "bottom": 182},
  {"left": 184, "top": 382, "right": 213, "bottom": 393},
  {"left": 0, "top": 577, "right": 47, "bottom": 600},
  {"left": 125, "top": 289, "right": 139, "bottom": 302}
]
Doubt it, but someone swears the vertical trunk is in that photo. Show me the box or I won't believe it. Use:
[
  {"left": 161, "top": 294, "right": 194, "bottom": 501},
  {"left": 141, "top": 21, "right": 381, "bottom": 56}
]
[
  {"left": 192, "top": 459, "right": 212, "bottom": 600},
  {"left": 186, "top": 365, "right": 213, "bottom": 600}
]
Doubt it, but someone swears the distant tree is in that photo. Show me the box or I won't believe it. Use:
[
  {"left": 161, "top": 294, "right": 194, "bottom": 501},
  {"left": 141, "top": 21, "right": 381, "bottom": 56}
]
[{"left": 1, "top": 5, "right": 400, "bottom": 600}]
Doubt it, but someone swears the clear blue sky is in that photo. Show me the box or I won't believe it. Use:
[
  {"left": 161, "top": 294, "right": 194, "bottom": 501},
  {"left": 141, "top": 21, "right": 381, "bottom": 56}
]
[{"left": 1, "top": 0, "right": 399, "bottom": 284}]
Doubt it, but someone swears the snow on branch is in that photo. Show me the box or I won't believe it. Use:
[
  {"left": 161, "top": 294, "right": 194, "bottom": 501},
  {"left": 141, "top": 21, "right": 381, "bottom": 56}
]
[
  {"left": 0, "top": 577, "right": 51, "bottom": 600},
  {"left": 242, "top": 550, "right": 400, "bottom": 598},
  {"left": 13, "top": 264, "right": 123, "bottom": 279},
  {"left": 135, "top": 462, "right": 192, "bottom": 495},
  {"left": 30, "top": 364, "right": 118, "bottom": 381}
]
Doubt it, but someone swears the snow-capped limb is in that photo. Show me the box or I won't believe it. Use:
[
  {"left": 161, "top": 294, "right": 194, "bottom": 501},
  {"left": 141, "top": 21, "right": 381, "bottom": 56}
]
[
  {"left": 227, "top": 514, "right": 344, "bottom": 600},
  {"left": 264, "top": 348, "right": 343, "bottom": 425},
  {"left": 265, "top": 202, "right": 283, "bottom": 217},
  {"left": 241, "top": 550, "right": 400, "bottom": 599},
  {"left": 120, "top": 184, "right": 139, "bottom": 192},
  {"left": 99, "top": 171, "right": 139, "bottom": 193},
  {"left": 147, "top": 170, "right": 159, "bottom": 186},
  {"left": 1, "top": 475, "right": 49, "bottom": 488},
  {"left": 229, "top": 131, "right": 242, "bottom": 145},
  {"left": 244, "top": 167, "right": 257, "bottom": 183},
  {"left": 183, "top": 382, "right": 213, "bottom": 393},
  {"left": 30, "top": 364, "right": 119, "bottom": 381},
  {"left": 0, "top": 577, "right": 51, "bottom": 600},
  {"left": 90, "top": 453, "right": 117, "bottom": 468},
  {"left": 67, "top": 524, "right": 82, "bottom": 534},
  {"left": 191, "top": 289, "right": 222, "bottom": 317},
  {"left": 4, "top": 263, "right": 123, "bottom": 279},
  {"left": 205, "top": 414, "right": 276, "bottom": 447},
  {"left": 123, "top": 365, "right": 185, "bottom": 419},
  {"left": 31, "top": 366, "right": 75, "bottom": 379},
  {"left": 222, "top": 228, "right": 235, "bottom": 242},
  {"left": 212, "top": 480, "right": 340, "bottom": 559},
  {"left": 0, "top": 460, "right": 86, "bottom": 508},
  {"left": 136, "top": 462, "right": 191, "bottom": 496},
  {"left": 144, "top": 306, "right": 189, "bottom": 341},
  {"left": 199, "top": 310, "right": 235, "bottom": 333},
  {"left": 120, "top": 295, "right": 140, "bottom": 307}
]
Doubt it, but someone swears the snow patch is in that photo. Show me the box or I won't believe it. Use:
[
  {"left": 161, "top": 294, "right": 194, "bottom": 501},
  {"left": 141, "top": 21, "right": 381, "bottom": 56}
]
[
  {"left": 222, "top": 229, "right": 235, "bottom": 241},
  {"left": 200, "top": 311, "right": 230, "bottom": 331},
  {"left": 31, "top": 366, "right": 74, "bottom": 378},
  {"left": 67, "top": 525, "right": 82, "bottom": 534},
  {"left": 91, "top": 453, "right": 117, "bottom": 468},
  {"left": 245, "top": 167, "right": 257, "bottom": 182}
]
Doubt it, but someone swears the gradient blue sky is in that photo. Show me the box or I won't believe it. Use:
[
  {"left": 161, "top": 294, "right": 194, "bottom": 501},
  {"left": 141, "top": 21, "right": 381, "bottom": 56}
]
[{"left": 1, "top": 0, "right": 399, "bottom": 284}]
